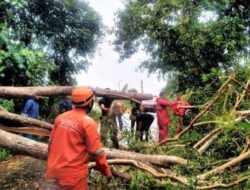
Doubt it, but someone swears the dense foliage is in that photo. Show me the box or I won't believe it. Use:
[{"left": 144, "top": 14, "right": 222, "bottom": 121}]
[
  {"left": 1, "top": 0, "right": 102, "bottom": 85},
  {"left": 114, "top": 0, "right": 249, "bottom": 91}
]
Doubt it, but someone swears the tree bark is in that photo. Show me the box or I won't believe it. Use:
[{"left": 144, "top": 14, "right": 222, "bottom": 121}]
[
  {"left": 0, "top": 111, "right": 53, "bottom": 130},
  {"left": 0, "top": 86, "right": 153, "bottom": 101},
  {"left": 0, "top": 129, "right": 187, "bottom": 166},
  {"left": 0, "top": 128, "right": 48, "bottom": 160}
]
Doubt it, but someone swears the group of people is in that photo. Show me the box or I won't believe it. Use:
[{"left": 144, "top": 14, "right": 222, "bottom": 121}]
[
  {"left": 156, "top": 91, "right": 190, "bottom": 143},
  {"left": 22, "top": 87, "right": 190, "bottom": 189}
]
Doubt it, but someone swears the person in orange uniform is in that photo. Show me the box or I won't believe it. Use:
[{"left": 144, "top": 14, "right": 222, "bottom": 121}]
[
  {"left": 172, "top": 93, "right": 191, "bottom": 134},
  {"left": 156, "top": 91, "right": 176, "bottom": 143},
  {"left": 45, "top": 87, "right": 112, "bottom": 190}
]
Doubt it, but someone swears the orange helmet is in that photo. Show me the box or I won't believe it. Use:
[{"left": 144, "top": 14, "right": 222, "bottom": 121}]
[{"left": 71, "top": 87, "right": 95, "bottom": 107}]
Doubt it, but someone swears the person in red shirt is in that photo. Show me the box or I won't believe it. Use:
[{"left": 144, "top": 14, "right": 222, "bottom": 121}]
[
  {"left": 45, "top": 87, "right": 112, "bottom": 190},
  {"left": 172, "top": 93, "right": 191, "bottom": 134},
  {"left": 156, "top": 91, "right": 176, "bottom": 143}
]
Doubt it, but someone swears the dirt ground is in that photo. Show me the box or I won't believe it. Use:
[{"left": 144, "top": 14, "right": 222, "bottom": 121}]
[
  {"left": 0, "top": 155, "right": 117, "bottom": 190},
  {"left": 0, "top": 155, "right": 46, "bottom": 190}
]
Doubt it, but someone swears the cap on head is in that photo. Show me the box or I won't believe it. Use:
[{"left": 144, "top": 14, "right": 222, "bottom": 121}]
[{"left": 71, "top": 87, "right": 95, "bottom": 107}]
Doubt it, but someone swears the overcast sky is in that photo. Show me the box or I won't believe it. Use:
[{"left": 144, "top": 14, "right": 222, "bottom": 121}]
[{"left": 76, "top": 0, "right": 165, "bottom": 95}]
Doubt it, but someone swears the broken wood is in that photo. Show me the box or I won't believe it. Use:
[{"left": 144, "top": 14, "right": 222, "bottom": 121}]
[{"left": 0, "top": 86, "right": 153, "bottom": 101}]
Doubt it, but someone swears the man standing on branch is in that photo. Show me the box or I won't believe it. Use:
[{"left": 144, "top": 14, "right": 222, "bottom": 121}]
[
  {"left": 45, "top": 87, "right": 112, "bottom": 190},
  {"left": 156, "top": 91, "right": 176, "bottom": 143}
]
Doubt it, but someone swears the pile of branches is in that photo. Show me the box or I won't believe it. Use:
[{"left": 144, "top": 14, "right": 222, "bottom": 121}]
[{"left": 0, "top": 78, "right": 250, "bottom": 189}]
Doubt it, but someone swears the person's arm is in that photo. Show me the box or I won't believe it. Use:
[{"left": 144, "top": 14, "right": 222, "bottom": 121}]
[
  {"left": 156, "top": 98, "right": 176, "bottom": 107},
  {"left": 84, "top": 119, "right": 112, "bottom": 179}
]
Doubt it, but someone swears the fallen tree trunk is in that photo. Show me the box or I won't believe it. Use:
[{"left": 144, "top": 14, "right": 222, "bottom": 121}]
[
  {"left": 0, "top": 86, "right": 153, "bottom": 101},
  {"left": 0, "top": 111, "right": 52, "bottom": 130},
  {"left": 102, "top": 148, "right": 187, "bottom": 166},
  {"left": 0, "top": 129, "right": 188, "bottom": 166}
]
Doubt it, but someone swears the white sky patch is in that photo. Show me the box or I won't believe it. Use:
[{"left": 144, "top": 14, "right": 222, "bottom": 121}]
[
  {"left": 76, "top": 0, "right": 165, "bottom": 95},
  {"left": 198, "top": 10, "right": 218, "bottom": 23}
]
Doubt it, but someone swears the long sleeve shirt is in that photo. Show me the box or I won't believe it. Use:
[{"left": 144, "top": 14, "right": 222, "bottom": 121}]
[
  {"left": 156, "top": 97, "right": 175, "bottom": 126},
  {"left": 23, "top": 98, "right": 39, "bottom": 119},
  {"left": 46, "top": 108, "right": 111, "bottom": 179}
]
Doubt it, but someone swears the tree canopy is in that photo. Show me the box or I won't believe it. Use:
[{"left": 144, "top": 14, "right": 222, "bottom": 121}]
[
  {"left": 114, "top": 0, "right": 249, "bottom": 91},
  {"left": 1, "top": 0, "right": 102, "bottom": 85}
]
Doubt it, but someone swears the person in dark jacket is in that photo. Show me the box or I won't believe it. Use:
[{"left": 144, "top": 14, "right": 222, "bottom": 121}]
[
  {"left": 59, "top": 96, "right": 72, "bottom": 113},
  {"left": 136, "top": 105, "right": 154, "bottom": 141},
  {"left": 23, "top": 95, "right": 41, "bottom": 139}
]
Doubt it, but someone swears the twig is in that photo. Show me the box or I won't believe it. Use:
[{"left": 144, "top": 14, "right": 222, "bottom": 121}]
[
  {"left": 232, "top": 78, "right": 250, "bottom": 93},
  {"left": 196, "top": 175, "right": 250, "bottom": 190},
  {"left": 198, "top": 149, "right": 250, "bottom": 180},
  {"left": 234, "top": 78, "right": 250, "bottom": 109}
]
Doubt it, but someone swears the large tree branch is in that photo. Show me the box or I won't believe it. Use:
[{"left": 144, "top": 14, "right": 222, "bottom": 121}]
[
  {"left": 0, "top": 86, "right": 153, "bottom": 101},
  {"left": 0, "top": 111, "right": 52, "bottom": 130},
  {"left": 193, "top": 128, "right": 221, "bottom": 149},
  {"left": 88, "top": 159, "right": 189, "bottom": 185}
]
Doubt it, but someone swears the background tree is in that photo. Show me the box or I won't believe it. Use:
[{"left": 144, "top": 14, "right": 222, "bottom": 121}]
[
  {"left": 3, "top": 0, "right": 102, "bottom": 85},
  {"left": 114, "top": 0, "right": 249, "bottom": 92}
]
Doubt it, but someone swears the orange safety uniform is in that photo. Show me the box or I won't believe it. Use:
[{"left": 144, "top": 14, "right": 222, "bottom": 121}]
[
  {"left": 172, "top": 100, "right": 190, "bottom": 116},
  {"left": 156, "top": 97, "right": 175, "bottom": 142},
  {"left": 46, "top": 108, "right": 111, "bottom": 190},
  {"left": 172, "top": 100, "right": 190, "bottom": 134}
]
